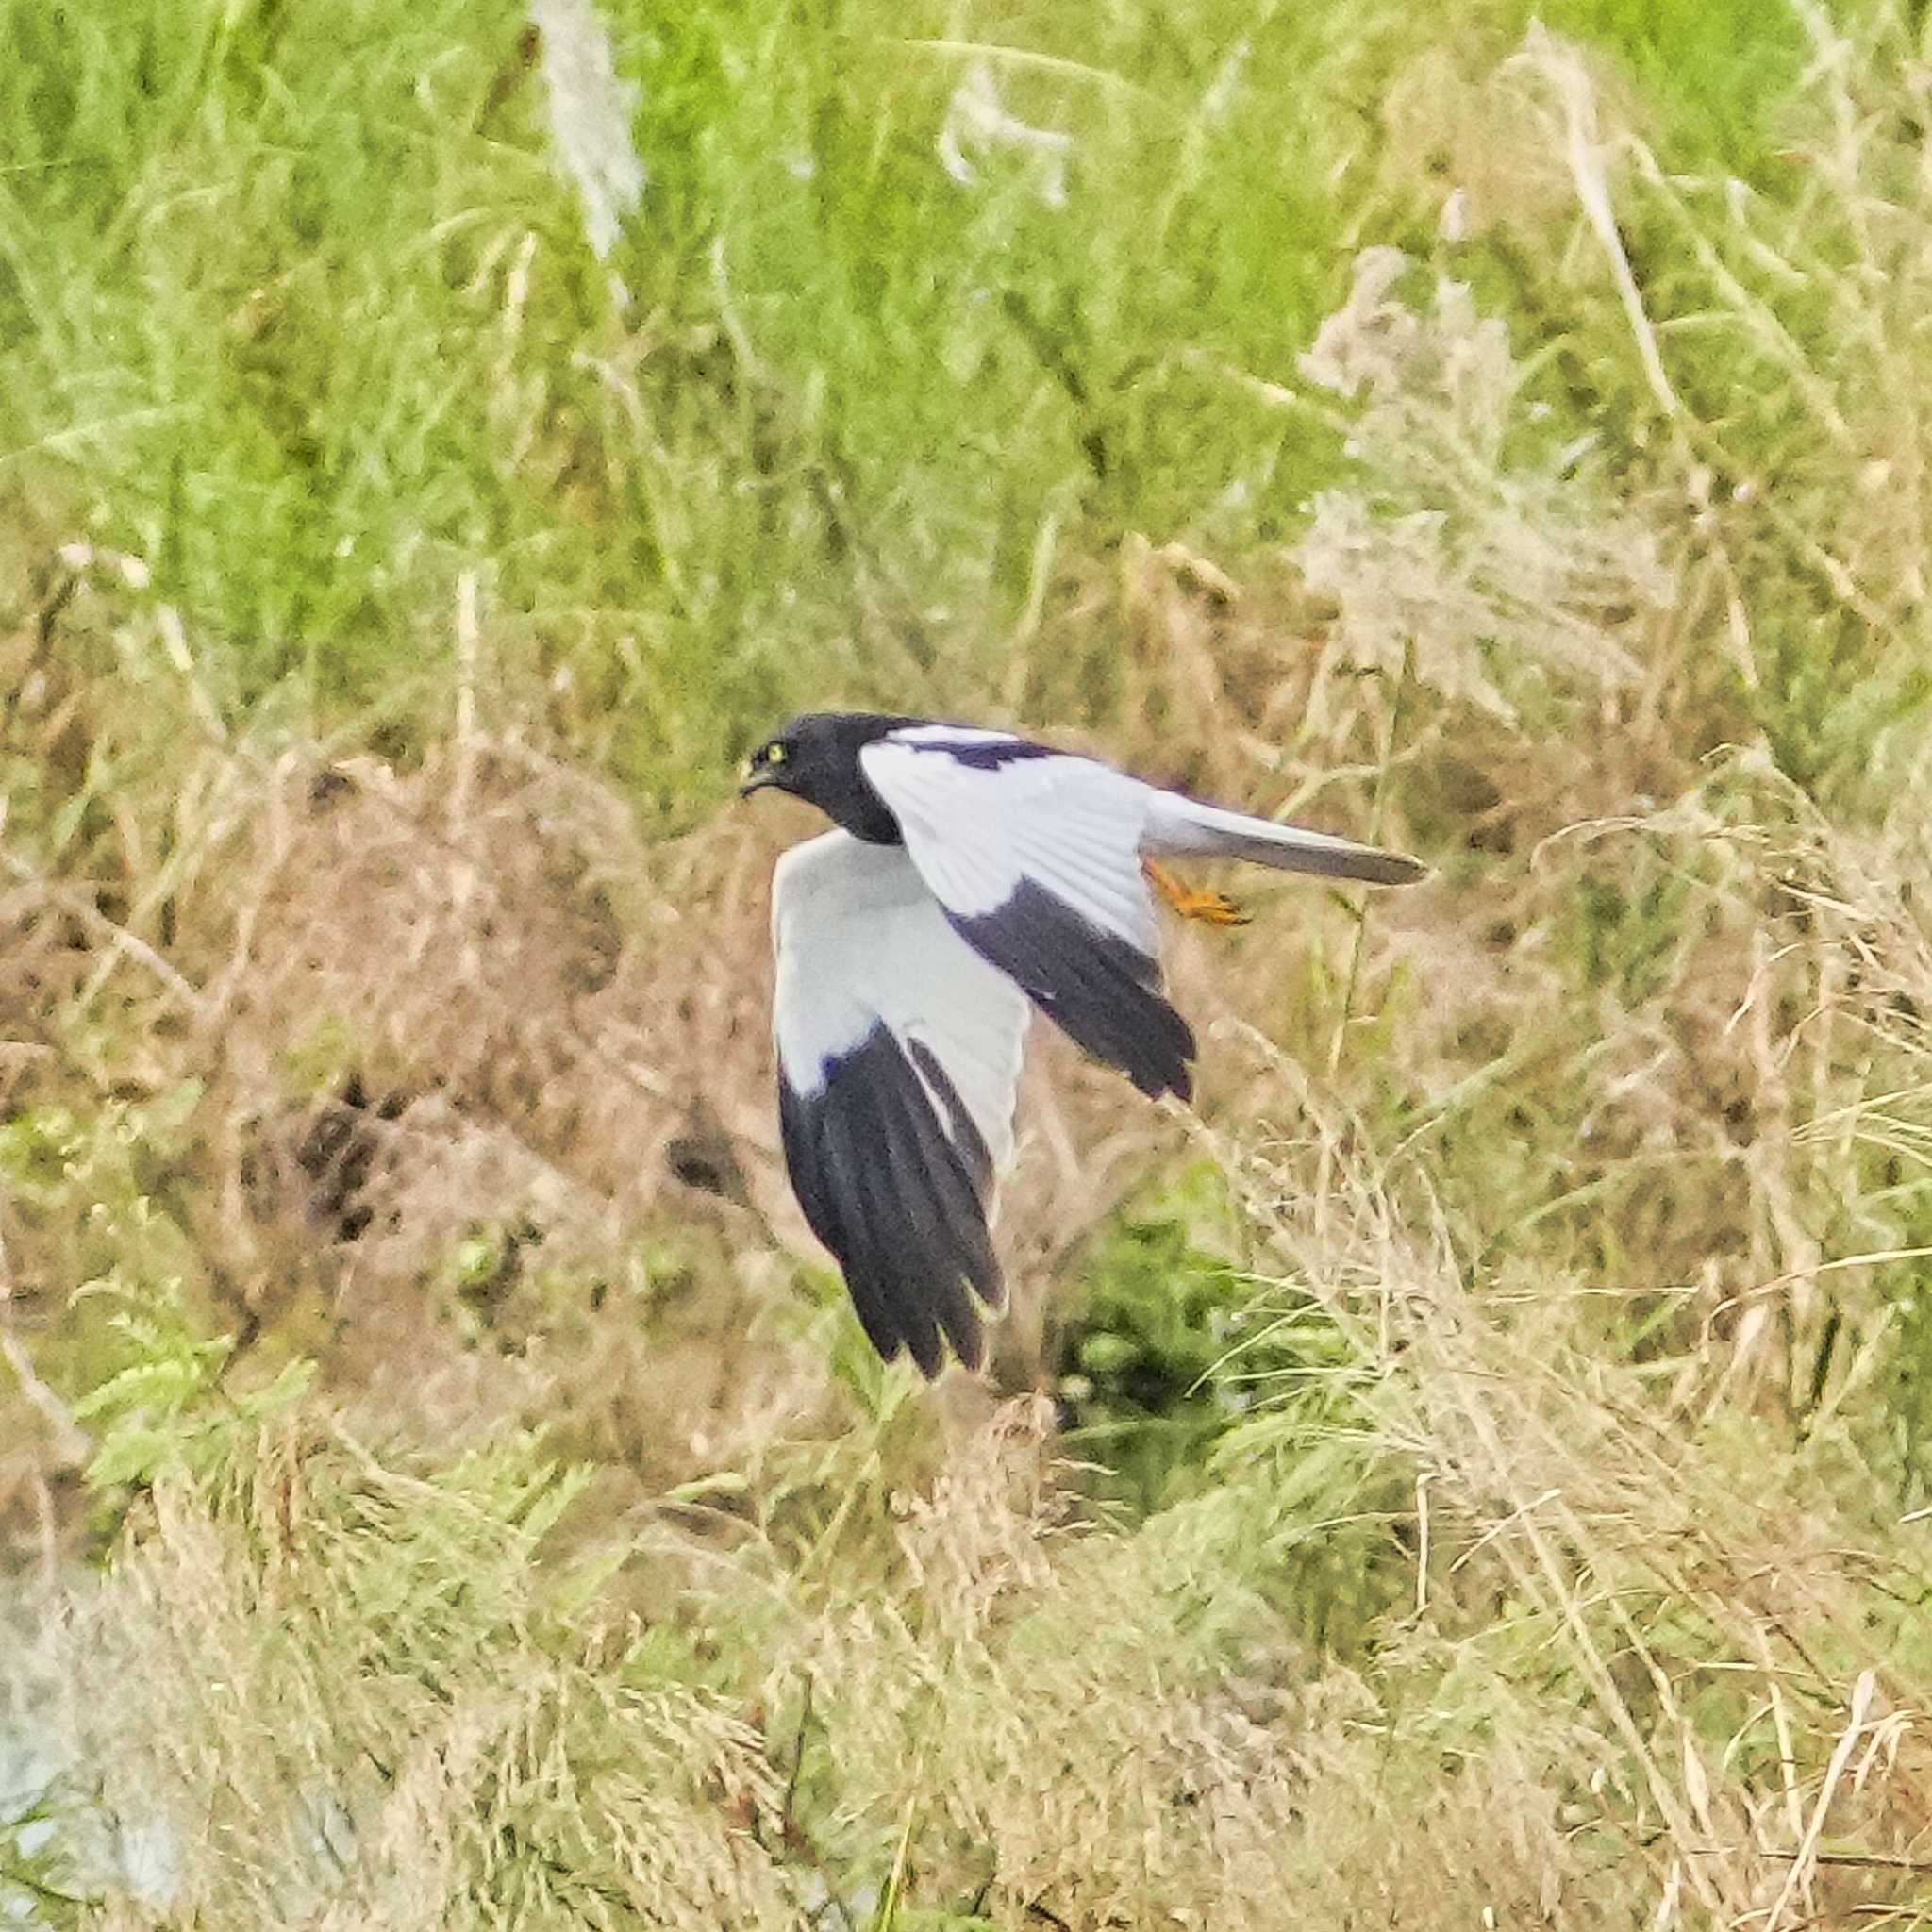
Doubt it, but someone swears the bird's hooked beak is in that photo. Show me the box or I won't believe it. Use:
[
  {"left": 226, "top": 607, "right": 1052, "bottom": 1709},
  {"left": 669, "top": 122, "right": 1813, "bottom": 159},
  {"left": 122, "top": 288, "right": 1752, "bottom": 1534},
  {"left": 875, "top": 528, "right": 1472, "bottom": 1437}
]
[{"left": 738, "top": 760, "right": 779, "bottom": 799}]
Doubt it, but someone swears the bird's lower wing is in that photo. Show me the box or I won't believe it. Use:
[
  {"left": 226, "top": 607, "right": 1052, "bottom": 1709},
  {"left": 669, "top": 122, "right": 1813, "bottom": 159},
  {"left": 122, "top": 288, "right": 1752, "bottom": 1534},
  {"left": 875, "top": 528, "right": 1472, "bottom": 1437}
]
[
  {"left": 859, "top": 730, "right": 1195, "bottom": 1101},
  {"left": 771, "top": 831, "right": 1030, "bottom": 1375}
]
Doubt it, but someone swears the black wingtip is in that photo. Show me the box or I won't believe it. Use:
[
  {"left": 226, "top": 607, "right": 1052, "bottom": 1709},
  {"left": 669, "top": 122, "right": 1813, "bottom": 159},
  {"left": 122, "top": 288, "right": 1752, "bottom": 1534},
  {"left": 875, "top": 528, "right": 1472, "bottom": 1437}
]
[
  {"left": 778, "top": 1027, "right": 1006, "bottom": 1379},
  {"left": 951, "top": 881, "right": 1197, "bottom": 1103}
]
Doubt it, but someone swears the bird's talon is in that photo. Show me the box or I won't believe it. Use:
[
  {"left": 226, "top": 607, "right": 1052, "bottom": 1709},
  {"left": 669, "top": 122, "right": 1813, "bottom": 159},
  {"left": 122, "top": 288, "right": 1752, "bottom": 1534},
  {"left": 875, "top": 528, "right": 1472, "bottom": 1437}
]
[
  {"left": 1143, "top": 859, "right": 1251, "bottom": 927},
  {"left": 1191, "top": 890, "right": 1252, "bottom": 927}
]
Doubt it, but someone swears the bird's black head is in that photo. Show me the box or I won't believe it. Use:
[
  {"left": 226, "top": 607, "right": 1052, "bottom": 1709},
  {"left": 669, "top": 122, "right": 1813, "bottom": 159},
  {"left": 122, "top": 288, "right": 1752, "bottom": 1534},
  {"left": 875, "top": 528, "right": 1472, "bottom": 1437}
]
[{"left": 740, "top": 710, "right": 923, "bottom": 843}]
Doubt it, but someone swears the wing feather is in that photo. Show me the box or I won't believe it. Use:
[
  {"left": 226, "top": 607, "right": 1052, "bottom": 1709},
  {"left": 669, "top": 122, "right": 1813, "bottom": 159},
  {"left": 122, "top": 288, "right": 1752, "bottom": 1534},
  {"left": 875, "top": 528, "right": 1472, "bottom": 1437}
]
[
  {"left": 859, "top": 734, "right": 1195, "bottom": 1098},
  {"left": 771, "top": 832, "right": 1027, "bottom": 1374}
]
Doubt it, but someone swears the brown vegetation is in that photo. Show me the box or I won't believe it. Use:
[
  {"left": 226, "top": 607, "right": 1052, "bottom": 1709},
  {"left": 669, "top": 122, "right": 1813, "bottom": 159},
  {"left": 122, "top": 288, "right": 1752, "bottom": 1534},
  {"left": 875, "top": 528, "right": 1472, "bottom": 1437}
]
[{"left": 7, "top": 8, "right": 1932, "bottom": 1927}]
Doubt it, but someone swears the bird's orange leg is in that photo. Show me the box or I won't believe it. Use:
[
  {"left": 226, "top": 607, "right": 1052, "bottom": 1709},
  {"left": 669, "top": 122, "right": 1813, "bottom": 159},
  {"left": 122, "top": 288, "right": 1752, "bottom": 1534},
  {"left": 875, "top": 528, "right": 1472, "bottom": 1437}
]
[{"left": 1142, "top": 858, "right": 1250, "bottom": 927}]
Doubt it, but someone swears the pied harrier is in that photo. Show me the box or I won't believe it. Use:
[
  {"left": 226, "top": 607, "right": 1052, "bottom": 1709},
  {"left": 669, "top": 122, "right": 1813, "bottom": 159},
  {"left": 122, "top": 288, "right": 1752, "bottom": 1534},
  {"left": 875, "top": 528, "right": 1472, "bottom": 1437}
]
[{"left": 741, "top": 710, "right": 1424, "bottom": 1375}]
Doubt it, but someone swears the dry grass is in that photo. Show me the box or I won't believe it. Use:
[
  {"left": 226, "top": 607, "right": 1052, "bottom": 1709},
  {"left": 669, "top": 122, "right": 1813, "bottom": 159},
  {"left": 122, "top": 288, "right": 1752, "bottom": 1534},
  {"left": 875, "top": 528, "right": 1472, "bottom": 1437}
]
[
  {"left": 65, "top": 1422, "right": 793, "bottom": 1931},
  {"left": 1216, "top": 1100, "right": 1932, "bottom": 1927},
  {"left": 18, "top": 1210, "right": 1930, "bottom": 1929},
  {"left": 8, "top": 6, "right": 1932, "bottom": 1927}
]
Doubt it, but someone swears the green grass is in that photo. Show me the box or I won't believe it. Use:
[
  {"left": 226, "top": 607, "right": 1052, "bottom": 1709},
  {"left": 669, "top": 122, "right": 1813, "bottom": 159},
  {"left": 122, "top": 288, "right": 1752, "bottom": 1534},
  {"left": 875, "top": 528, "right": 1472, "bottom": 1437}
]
[
  {"left": 0, "top": 0, "right": 1805, "bottom": 806},
  {"left": 9, "top": 1, "right": 1932, "bottom": 1927}
]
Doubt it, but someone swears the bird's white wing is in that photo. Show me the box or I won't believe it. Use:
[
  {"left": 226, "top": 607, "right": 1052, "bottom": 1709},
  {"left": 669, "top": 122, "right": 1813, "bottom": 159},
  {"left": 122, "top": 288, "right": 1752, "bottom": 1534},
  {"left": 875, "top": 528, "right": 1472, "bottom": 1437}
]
[
  {"left": 858, "top": 726, "right": 1196, "bottom": 1101},
  {"left": 771, "top": 829, "right": 1030, "bottom": 1375}
]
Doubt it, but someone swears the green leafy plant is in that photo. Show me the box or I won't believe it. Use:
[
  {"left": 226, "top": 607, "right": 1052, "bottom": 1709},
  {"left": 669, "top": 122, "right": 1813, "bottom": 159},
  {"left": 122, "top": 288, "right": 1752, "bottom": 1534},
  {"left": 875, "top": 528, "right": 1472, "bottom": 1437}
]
[{"left": 71, "top": 1278, "right": 313, "bottom": 1493}]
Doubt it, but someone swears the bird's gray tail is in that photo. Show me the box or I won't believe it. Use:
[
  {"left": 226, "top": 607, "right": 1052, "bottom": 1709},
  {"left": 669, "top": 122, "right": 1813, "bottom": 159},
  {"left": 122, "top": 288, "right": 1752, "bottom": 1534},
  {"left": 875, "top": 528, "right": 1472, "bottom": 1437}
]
[{"left": 1141, "top": 791, "right": 1426, "bottom": 887}]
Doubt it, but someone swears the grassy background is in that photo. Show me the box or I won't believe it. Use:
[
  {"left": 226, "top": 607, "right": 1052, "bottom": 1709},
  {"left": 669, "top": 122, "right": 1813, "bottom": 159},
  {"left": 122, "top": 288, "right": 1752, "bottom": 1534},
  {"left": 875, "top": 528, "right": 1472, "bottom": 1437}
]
[
  {"left": 0, "top": 0, "right": 1804, "bottom": 793},
  {"left": 7, "top": 0, "right": 1932, "bottom": 1925}
]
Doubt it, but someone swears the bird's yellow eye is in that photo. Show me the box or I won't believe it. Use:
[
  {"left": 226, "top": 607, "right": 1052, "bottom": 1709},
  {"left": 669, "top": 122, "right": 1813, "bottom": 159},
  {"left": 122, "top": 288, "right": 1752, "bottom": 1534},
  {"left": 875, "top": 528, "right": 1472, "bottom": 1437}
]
[{"left": 765, "top": 741, "right": 788, "bottom": 766}]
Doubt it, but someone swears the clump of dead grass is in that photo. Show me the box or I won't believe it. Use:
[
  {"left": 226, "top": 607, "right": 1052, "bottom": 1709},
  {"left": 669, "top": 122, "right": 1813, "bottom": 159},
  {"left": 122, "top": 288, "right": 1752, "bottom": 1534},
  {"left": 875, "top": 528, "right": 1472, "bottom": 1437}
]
[
  {"left": 1208, "top": 1103, "right": 1932, "bottom": 1928},
  {"left": 36, "top": 1166, "right": 1932, "bottom": 1930},
  {"left": 722, "top": 1401, "right": 1317, "bottom": 1925},
  {"left": 66, "top": 1415, "right": 791, "bottom": 1932},
  {"left": 1375, "top": 8, "right": 1932, "bottom": 791},
  {"left": 1296, "top": 245, "right": 1672, "bottom": 719},
  {"left": 0, "top": 568, "right": 851, "bottom": 1495}
]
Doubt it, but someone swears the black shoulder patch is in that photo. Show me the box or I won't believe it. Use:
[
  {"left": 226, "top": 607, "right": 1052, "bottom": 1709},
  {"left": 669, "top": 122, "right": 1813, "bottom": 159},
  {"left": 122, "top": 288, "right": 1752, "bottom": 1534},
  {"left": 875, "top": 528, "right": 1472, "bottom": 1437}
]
[
  {"left": 913, "top": 735, "right": 1057, "bottom": 773},
  {"left": 779, "top": 1026, "right": 1003, "bottom": 1376},
  {"left": 950, "top": 880, "right": 1194, "bottom": 1101}
]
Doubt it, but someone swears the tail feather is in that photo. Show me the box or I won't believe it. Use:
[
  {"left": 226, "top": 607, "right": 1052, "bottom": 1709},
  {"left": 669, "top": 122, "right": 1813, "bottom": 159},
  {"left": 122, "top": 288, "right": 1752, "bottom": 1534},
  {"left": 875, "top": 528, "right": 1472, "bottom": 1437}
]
[{"left": 1141, "top": 791, "right": 1426, "bottom": 887}]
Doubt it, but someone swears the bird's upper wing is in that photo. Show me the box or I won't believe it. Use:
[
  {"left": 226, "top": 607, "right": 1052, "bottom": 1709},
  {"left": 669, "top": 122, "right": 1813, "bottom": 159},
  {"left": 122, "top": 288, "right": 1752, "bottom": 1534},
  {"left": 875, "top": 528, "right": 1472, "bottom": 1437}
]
[
  {"left": 771, "top": 829, "right": 1030, "bottom": 1375},
  {"left": 858, "top": 725, "right": 1195, "bottom": 1101}
]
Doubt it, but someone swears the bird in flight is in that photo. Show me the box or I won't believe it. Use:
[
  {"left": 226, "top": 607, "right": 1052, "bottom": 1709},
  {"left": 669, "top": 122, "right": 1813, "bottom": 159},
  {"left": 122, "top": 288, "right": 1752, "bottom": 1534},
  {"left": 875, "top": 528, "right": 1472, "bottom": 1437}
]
[{"left": 741, "top": 711, "right": 1424, "bottom": 1376}]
